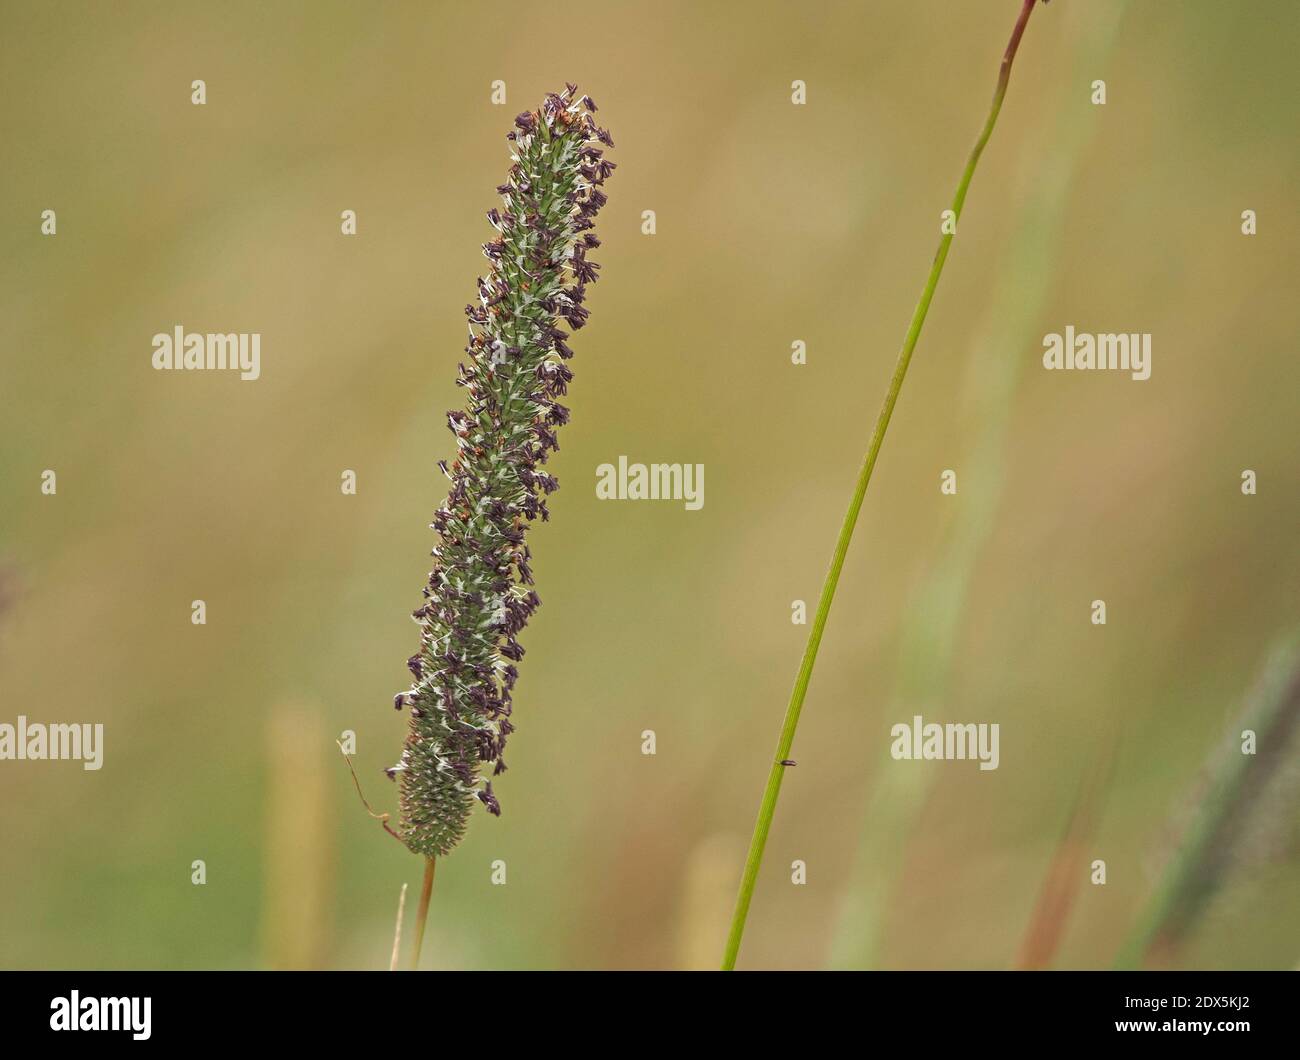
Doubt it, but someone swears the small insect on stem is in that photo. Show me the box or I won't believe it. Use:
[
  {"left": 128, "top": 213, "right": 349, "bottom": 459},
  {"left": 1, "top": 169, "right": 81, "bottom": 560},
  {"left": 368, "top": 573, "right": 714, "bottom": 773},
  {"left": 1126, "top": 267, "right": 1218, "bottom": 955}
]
[{"left": 779, "top": 759, "right": 797, "bottom": 767}]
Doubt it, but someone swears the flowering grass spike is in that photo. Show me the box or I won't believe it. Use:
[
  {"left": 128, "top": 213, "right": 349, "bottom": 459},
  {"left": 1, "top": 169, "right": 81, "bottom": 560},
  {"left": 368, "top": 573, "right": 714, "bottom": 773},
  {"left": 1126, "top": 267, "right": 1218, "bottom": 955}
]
[{"left": 389, "top": 84, "right": 613, "bottom": 858}]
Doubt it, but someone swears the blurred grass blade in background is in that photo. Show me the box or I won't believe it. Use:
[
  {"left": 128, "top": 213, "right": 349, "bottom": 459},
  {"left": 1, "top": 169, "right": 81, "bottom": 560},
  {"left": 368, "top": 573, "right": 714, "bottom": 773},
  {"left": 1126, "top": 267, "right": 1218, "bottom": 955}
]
[
  {"left": 1114, "top": 633, "right": 1300, "bottom": 969},
  {"left": 828, "top": 0, "right": 1130, "bottom": 970},
  {"left": 261, "top": 701, "right": 334, "bottom": 970}
]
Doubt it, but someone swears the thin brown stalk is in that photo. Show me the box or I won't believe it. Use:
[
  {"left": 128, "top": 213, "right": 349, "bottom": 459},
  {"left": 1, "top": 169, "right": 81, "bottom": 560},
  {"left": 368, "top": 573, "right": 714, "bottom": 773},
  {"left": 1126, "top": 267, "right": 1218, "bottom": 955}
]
[{"left": 408, "top": 857, "right": 436, "bottom": 971}]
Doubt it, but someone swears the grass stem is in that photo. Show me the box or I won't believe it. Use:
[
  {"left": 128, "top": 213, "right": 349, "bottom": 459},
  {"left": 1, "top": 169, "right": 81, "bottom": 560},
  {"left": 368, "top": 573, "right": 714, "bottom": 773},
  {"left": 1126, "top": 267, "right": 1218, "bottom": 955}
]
[
  {"left": 721, "top": 0, "right": 1041, "bottom": 971},
  {"left": 408, "top": 857, "right": 436, "bottom": 971}
]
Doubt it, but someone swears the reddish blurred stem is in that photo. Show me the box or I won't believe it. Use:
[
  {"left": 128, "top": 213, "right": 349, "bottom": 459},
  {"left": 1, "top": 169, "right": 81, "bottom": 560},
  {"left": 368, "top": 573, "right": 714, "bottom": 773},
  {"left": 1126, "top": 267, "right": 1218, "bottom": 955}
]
[
  {"left": 998, "top": 1, "right": 1040, "bottom": 103},
  {"left": 1014, "top": 730, "right": 1117, "bottom": 970}
]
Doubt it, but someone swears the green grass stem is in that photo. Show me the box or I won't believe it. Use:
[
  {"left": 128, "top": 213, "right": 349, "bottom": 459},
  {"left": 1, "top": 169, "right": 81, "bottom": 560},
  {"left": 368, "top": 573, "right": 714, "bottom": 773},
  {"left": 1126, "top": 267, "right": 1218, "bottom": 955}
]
[{"left": 721, "top": 0, "right": 1042, "bottom": 971}]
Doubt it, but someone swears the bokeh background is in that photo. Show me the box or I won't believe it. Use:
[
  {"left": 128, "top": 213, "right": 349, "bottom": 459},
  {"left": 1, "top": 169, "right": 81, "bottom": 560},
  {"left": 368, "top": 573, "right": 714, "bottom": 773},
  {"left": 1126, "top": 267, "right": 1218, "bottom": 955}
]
[{"left": 1, "top": 0, "right": 1297, "bottom": 970}]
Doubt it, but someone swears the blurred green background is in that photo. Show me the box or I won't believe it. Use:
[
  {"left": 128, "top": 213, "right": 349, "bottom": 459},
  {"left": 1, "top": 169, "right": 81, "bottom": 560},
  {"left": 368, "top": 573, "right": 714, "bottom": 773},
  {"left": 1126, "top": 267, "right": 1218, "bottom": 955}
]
[{"left": 1, "top": 0, "right": 1297, "bottom": 970}]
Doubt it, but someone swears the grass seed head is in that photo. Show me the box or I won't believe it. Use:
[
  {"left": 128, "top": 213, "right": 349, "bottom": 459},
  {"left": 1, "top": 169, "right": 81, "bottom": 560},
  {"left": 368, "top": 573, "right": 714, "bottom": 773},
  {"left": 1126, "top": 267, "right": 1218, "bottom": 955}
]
[{"left": 390, "top": 84, "right": 613, "bottom": 858}]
